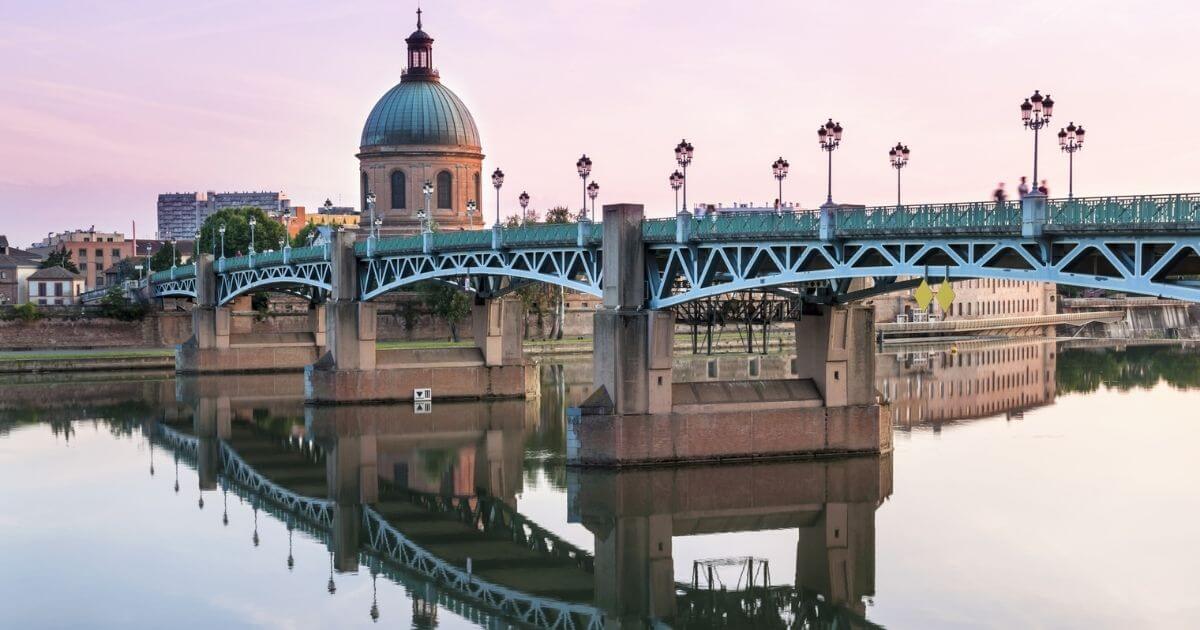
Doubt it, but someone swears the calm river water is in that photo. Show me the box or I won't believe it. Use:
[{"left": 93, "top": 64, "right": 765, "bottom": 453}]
[{"left": 1, "top": 341, "right": 1197, "bottom": 629}]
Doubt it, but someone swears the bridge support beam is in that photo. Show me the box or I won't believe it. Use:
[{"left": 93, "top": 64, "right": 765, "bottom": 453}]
[
  {"left": 176, "top": 253, "right": 322, "bottom": 374},
  {"left": 569, "top": 203, "right": 891, "bottom": 467}
]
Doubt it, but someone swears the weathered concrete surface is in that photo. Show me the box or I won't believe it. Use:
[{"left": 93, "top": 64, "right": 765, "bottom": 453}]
[
  {"left": 177, "top": 343, "right": 318, "bottom": 374},
  {"left": 569, "top": 403, "right": 891, "bottom": 467},
  {"left": 305, "top": 361, "right": 536, "bottom": 404}
]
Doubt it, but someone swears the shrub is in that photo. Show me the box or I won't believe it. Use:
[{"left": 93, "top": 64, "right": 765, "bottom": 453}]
[{"left": 13, "top": 302, "right": 40, "bottom": 322}]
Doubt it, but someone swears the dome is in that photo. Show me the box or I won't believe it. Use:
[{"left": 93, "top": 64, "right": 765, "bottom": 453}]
[{"left": 360, "top": 80, "right": 481, "bottom": 150}]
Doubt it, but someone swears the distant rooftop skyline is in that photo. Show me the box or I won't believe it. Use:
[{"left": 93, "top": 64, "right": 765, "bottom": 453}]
[{"left": 3, "top": 0, "right": 1200, "bottom": 246}]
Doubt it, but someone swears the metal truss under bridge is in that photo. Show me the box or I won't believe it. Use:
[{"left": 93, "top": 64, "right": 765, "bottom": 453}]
[{"left": 150, "top": 193, "right": 1200, "bottom": 307}]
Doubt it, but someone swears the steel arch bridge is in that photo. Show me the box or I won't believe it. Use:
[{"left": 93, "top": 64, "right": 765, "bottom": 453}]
[{"left": 150, "top": 193, "right": 1200, "bottom": 307}]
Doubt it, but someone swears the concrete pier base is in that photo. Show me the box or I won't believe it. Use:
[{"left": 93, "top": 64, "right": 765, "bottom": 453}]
[{"left": 305, "top": 358, "right": 536, "bottom": 404}]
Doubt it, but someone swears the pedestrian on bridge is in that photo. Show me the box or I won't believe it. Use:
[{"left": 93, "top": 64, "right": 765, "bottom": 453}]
[
  {"left": 1018, "top": 176, "right": 1031, "bottom": 199},
  {"left": 993, "top": 182, "right": 1008, "bottom": 204},
  {"left": 1039, "top": 180, "right": 1050, "bottom": 196}
]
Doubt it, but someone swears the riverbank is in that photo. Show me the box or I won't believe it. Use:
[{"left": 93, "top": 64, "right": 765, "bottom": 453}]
[{"left": 0, "top": 331, "right": 798, "bottom": 373}]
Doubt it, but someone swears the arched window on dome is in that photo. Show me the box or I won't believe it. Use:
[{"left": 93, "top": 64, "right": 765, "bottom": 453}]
[
  {"left": 474, "top": 173, "right": 481, "bottom": 217},
  {"left": 360, "top": 171, "right": 369, "bottom": 213},
  {"left": 390, "top": 170, "right": 407, "bottom": 209},
  {"left": 436, "top": 171, "right": 452, "bottom": 209}
]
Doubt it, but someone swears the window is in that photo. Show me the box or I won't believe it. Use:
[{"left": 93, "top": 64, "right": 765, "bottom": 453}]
[
  {"left": 390, "top": 170, "right": 407, "bottom": 209},
  {"left": 360, "top": 171, "right": 369, "bottom": 212},
  {"left": 94, "top": 248, "right": 103, "bottom": 258},
  {"left": 0, "top": 271, "right": 6, "bottom": 280},
  {"left": 436, "top": 171, "right": 452, "bottom": 209},
  {"left": 112, "top": 249, "right": 121, "bottom": 258},
  {"left": 54, "top": 282, "right": 63, "bottom": 297},
  {"left": 54, "top": 298, "right": 62, "bottom": 306},
  {"left": 474, "top": 172, "right": 482, "bottom": 211}
]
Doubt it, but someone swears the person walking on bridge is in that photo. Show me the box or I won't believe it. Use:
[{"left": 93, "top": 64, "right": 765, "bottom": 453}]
[
  {"left": 993, "top": 182, "right": 1008, "bottom": 204},
  {"left": 1017, "top": 176, "right": 1031, "bottom": 199}
]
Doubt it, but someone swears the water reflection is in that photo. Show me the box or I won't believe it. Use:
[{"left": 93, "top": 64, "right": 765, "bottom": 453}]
[{"left": 1, "top": 342, "right": 1198, "bottom": 628}]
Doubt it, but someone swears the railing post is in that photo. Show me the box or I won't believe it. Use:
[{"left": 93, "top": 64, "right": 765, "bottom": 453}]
[
  {"left": 492, "top": 224, "right": 503, "bottom": 250},
  {"left": 576, "top": 218, "right": 591, "bottom": 248},
  {"left": 819, "top": 202, "right": 838, "bottom": 241},
  {"left": 1021, "top": 191, "right": 1047, "bottom": 238},
  {"left": 675, "top": 210, "right": 693, "bottom": 244},
  {"left": 422, "top": 231, "right": 433, "bottom": 254},
  {"left": 283, "top": 244, "right": 291, "bottom": 265}
]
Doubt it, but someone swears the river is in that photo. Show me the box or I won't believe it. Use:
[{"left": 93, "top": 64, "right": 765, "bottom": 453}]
[{"left": 0, "top": 341, "right": 1197, "bottom": 629}]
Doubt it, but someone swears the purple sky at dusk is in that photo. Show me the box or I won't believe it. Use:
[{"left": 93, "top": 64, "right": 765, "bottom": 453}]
[{"left": 2, "top": 0, "right": 1199, "bottom": 246}]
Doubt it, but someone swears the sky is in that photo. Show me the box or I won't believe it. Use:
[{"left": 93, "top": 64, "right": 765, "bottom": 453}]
[{"left": 2, "top": 0, "right": 1200, "bottom": 246}]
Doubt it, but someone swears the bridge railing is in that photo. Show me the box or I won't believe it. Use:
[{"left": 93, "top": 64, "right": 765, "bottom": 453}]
[
  {"left": 838, "top": 200, "right": 1021, "bottom": 233},
  {"left": 149, "top": 264, "right": 196, "bottom": 284},
  {"left": 1047, "top": 193, "right": 1200, "bottom": 227}
]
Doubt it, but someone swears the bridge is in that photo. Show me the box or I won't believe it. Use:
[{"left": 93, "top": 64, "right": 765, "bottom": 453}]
[{"left": 144, "top": 193, "right": 1200, "bottom": 465}]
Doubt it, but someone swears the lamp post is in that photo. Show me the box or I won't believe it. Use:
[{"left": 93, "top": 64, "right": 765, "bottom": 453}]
[
  {"left": 771, "top": 157, "right": 789, "bottom": 212},
  {"left": 888, "top": 142, "right": 911, "bottom": 206},
  {"left": 218, "top": 225, "right": 226, "bottom": 260},
  {"left": 1058, "top": 122, "right": 1085, "bottom": 199},
  {"left": 817, "top": 119, "right": 843, "bottom": 204},
  {"left": 366, "top": 191, "right": 376, "bottom": 231},
  {"left": 194, "top": 230, "right": 202, "bottom": 260},
  {"left": 466, "top": 199, "right": 476, "bottom": 229},
  {"left": 491, "top": 168, "right": 505, "bottom": 226},
  {"left": 422, "top": 181, "right": 433, "bottom": 229},
  {"left": 1019, "top": 90, "right": 1054, "bottom": 188},
  {"left": 518, "top": 191, "right": 530, "bottom": 225},
  {"left": 170, "top": 238, "right": 177, "bottom": 268},
  {"left": 669, "top": 170, "right": 684, "bottom": 214},
  {"left": 587, "top": 181, "right": 599, "bottom": 219},
  {"left": 576, "top": 154, "right": 593, "bottom": 221},
  {"left": 674, "top": 139, "right": 694, "bottom": 212},
  {"left": 248, "top": 217, "right": 257, "bottom": 255}
]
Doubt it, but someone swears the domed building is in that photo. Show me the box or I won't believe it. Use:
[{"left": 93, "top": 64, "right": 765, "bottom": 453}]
[{"left": 358, "top": 9, "right": 484, "bottom": 235}]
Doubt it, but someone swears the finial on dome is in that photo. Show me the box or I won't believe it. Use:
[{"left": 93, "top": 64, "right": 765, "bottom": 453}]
[{"left": 416, "top": 5, "right": 422, "bottom": 30}]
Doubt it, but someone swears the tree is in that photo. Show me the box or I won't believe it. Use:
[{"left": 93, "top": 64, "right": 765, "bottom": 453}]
[
  {"left": 108, "top": 257, "right": 149, "bottom": 283},
  {"left": 98, "top": 286, "right": 146, "bottom": 321},
  {"left": 292, "top": 221, "right": 322, "bottom": 248},
  {"left": 196, "top": 206, "right": 288, "bottom": 258},
  {"left": 149, "top": 244, "right": 181, "bottom": 271},
  {"left": 544, "top": 206, "right": 574, "bottom": 224},
  {"left": 419, "top": 282, "right": 471, "bottom": 342},
  {"left": 40, "top": 247, "right": 79, "bottom": 274}
]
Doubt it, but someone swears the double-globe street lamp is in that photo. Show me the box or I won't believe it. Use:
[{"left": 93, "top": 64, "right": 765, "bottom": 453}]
[
  {"left": 888, "top": 142, "right": 911, "bottom": 206},
  {"left": 576, "top": 154, "right": 592, "bottom": 221},
  {"left": 771, "top": 157, "right": 789, "bottom": 212},
  {"left": 519, "top": 191, "right": 530, "bottom": 225},
  {"left": 218, "top": 225, "right": 226, "bottom": 259},
  {"left": 1058, "top": 122, "right": 1086, "bottom": 199},
  {"left": 817, "top": 119, "right": 843, "bottom": 204},
  {"left": 1019, "top": 90, "right": 1055, "bottom": 189},
  {"left": 674, "top": 140, "right": 694, "bottom": 213},
  {"left": 248, "top": 217, "right": 257, "bottom": 256},
  {"left": 422, "top": 181, "right": 434, "bottom": 232},
  {"left": 669, "top": 170, "right": 684, "bottom": 213},
  {"left": 366, "top": 192, "right": 377, "bottom": 235},
  {"left": 491, "top": 168, "right": 505, "bottom": 226}
]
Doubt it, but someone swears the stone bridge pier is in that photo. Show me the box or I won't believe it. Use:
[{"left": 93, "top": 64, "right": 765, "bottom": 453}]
[
  {"left": 176, "top": 254, "right": 325, "bottom": 374},
  {"left": 568, "top": 203, "right": 890, "bottom": 466},
  {"left": 306, "top": 231, "right": 536, "bottom": 404}
]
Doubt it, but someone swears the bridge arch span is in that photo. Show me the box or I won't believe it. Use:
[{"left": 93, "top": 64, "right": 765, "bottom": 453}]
[
  {"left": 359, "top": 248, "right": 602, "bottom": 301},
  {"left": 216, "top": 261, "right": 333, "bottom": 306}
]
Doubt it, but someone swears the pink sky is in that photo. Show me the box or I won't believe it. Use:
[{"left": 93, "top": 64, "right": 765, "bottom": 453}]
[{"left": 3, "top": 0, "right": 1199, "bottom": 246}]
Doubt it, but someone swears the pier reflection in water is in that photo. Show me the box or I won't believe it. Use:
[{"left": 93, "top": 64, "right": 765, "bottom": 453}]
[{"left": 1, "top": 342, "right": 1199, "bottom": 628}]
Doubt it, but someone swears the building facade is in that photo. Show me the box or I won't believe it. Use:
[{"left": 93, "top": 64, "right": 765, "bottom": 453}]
[
  {"left": 26, "top": 266, "right": 84, "bottom": 306},
  {"left": 157, "top": 191, "right": 292, "bottom": 240},
  {"left": 358, "top": 10, "right": 485, "bottom": 236},
  {"left": 872, "top": 278, "right": 1057, "bottom": 323},
  {"left": 0, "top": 236, "right": 41, "bottom": 305}
]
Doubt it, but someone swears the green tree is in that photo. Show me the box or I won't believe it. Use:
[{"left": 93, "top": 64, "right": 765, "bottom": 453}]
[
  {"left": 40, "top": 247, "right": 79, "bottom": 274},
  {"left": 98, "top": 286, "right": 146, "bottom": 321},
  {"left": 419, "top": 282, "right": 471, "bottom": 341},
  {"left": 544, "top": 206, "right": 574, "bottom": 224},
  {"left": 292, "top": 221, "right": 322, "bottom": 248},
  {"left": 542, "top": 205, "right": 574, "bottom": 338},
  {"left": 149, "top": 244, "right": 182, "bottom": 271},
  {"left": 196, "top": 206, "right": 288, "bottom": 258}
]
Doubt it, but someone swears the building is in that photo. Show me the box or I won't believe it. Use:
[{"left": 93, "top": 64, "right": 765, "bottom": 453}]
[
  {"left": 0, "top": 236, "right": 42, "bottom": 305},
  {"left": 358, "top": 9, "right": 485, "bottom": 236},
  {"left": 157, "top": 191, "right": 292, "bottom": 240},
  {"left": 26, "top": 266, "right": 84, "bottom": 306},
  {"left": 872, "top": 278, "right": 1057, "bottom": 323},
  {"left": 27, "top": 229, "right": 176, "bottom": 292}
]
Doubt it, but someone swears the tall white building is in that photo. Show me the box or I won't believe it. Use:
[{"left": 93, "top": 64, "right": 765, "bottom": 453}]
[{"left": 156, "top": 191, "right": 292, "bottom": 239}]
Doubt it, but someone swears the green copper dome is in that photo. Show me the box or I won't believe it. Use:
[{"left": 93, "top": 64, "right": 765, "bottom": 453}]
[{"left": 360, "top": 79, "right": 481, "bottom": 150}]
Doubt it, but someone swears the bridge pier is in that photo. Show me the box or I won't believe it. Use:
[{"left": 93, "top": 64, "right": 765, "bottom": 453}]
[
  {"left": 193, "top": 394, "right": 232, "bottom": 491},
  {"left": 306, "top": 231, "right": 535, "bottom": 405},
  {"left": 176, "top": 254, "right": 322, "bottom": 374},
  {"left": 568, "top": 204, "right": 891, "bottom": 467}
]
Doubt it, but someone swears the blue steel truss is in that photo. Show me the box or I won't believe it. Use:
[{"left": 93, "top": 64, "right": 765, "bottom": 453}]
[{"left": 150, "top": 193, "right": 1200, "bottom": 307}]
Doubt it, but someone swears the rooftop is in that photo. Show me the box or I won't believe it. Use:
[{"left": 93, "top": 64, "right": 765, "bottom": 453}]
[{"left": 28, "top": 266, "right": 81, "bottom": 280}]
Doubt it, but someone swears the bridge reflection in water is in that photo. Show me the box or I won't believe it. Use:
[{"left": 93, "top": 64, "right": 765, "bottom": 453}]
[{"left": 4, "top": 343, "right": 1195, "bottom": 628}]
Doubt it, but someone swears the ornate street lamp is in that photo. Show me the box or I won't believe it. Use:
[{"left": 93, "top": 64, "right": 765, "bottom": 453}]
[
  {"left": 669, "top": 170, "right": 684, "bottom": 213},
  {"left": 466, "top": 199, "right": 477, "bottom": 228},
  {"left": 1019, "top": 90, "right": 1054, "bottom": 189},
  {"left": 170, "top": 238, "right": 177, "bottom": 268},
  {"left": 576, "top": 154, "right": 593, "bottom": 221},
  {"left": 674, "top": 139, "right": 694, "bottom": 212},
  {"left": 491, "top": 168, "right": 505, "bottom": 226},
  {"left": 248, "top": 217, "right": 257, "bottom": 255},
  {"left": 518, "top": 191, "right": 530, "bottom": 225},
  {"left": 366, "top": 191, "right": 376, "bottom": 231},
  {"left": 422, "top": 181, "right": 434, "bottom": 228},
  {"left": 372, "top": 218, "right": 382, "bottom": 239},
  {"left": 587, "top": 181, "right": 599, "bottom": 220},
  {"left": 888, "top": 142, "right": 911, "bottom": 206},
  {"left": 1058, "top": 122, "right": 1085, "bottom": 198},
  {"left": 218, "top": 224, "right": 226, "bottom": 260},
  {"left": 817, "top": 119, "right": 843, "bottom": 204},
  {"left": 771, "top": 157, "right": 789, "bottom": 212}
]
